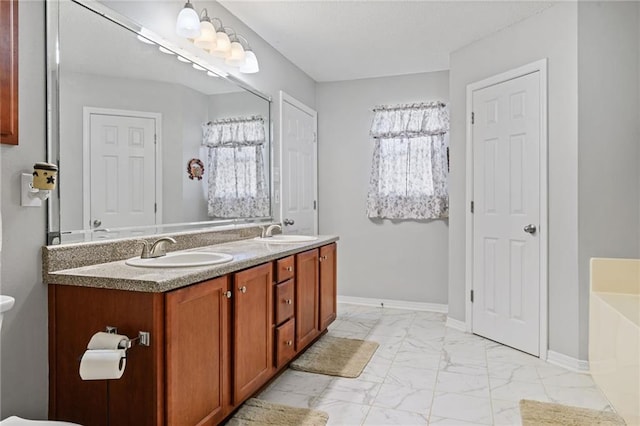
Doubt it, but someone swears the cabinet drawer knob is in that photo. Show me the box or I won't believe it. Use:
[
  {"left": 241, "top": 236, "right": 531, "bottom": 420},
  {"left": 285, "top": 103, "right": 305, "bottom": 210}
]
[
  {"left": 286, "top": 340, "right": 293, "bottom": 346},
  {"left": 285, "top": 299, "right": 292, "bottom": 305},
  {"left": 286, "top": 266, "right": 293, "bottom": 272},
  {"left": 239, "top": 286, "right": 247, "bottom": 293},
  {"left": 225, "top": 290, "right": 232, "bottom": 299}
]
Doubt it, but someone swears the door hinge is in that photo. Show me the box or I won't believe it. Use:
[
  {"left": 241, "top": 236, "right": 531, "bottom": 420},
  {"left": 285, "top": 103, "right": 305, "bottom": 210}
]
[
  {"left": 470, "top": 290, "right": 474, "bottom": 303},
  {"left": 471, "top": 112, "right": 475, "bottom": 125},
  {"left": 154, "top": 134, "right": 157, "bottom": 144},
  {"left": 313, "top": 132, "right": 317, "bottom": 143},
  {"left": 470, "top": 201, "right": 474, "bottom": 213},
  {"left": 313, "top": 200, "right": 317, "bottom": 210},
  {"left": 154, "top": 203, "right": 157, "bottom": 213}
]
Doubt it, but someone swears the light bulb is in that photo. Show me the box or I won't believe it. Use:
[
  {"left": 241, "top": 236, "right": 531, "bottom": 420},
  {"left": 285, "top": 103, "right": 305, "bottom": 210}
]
[
  {"left": 194, "top": 18, "right": 217, "bottom": 51},
  {"left": 210, "top": 30, "right": 231, "bottom": 57},
  {"left": 176, "top": 2, "right": 201, "bottom": 38},
  {"left": 225, "top": 41, "right": 246, "bottom": 66},
  {"left": 239, "top": 51, "right": 259, "bottom": 73}
]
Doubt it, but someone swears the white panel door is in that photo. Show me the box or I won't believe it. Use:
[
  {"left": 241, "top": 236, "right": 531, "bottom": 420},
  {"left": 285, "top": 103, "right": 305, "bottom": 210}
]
[
  {"left": 89, "top": 113, "right": 157, "bottom": 231},
  {"left": 472, "top": 71, "right": 541, "bottom": 356},
  {"left": 281, "top": 95, "right": 317, "bottom": 235}
]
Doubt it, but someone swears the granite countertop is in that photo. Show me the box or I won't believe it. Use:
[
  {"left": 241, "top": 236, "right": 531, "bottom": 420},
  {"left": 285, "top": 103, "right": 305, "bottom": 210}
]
[{"left": 46, "top": 235, "right": 339, "bottom": 293}]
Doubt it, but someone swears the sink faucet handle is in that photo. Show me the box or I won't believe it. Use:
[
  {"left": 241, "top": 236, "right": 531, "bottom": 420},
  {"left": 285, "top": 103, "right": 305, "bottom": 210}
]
[
  {"left": 149, "top": 237, "right": 177, "bottom": 258},
  {"left": 265, "top": 224, "right": 282, "bottom": 237},
  {"left": 138, "top": 240, "right": 151, "bottom": 259}
]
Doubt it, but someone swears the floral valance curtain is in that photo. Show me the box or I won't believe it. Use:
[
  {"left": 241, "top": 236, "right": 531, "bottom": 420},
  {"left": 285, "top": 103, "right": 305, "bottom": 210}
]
[
  {"left": 366, "top": 102, "right": 449, "bottom": 220},
  {"left": 202, "top": 116, "right": 269, "bottom": 218},
  {"left": 202, "top": 116, "right": 266, "bottom": 147}
]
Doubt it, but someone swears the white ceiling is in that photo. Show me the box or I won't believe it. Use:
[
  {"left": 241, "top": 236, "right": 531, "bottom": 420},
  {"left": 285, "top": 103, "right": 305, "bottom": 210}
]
[{"left": 219, "top": 1, "right": 555, "bottom": 82}]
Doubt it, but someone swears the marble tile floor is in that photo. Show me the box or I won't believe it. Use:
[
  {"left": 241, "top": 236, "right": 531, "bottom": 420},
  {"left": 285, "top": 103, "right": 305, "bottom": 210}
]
[{"left": 257, "top": 303, "right": 613, "bottom": 425}]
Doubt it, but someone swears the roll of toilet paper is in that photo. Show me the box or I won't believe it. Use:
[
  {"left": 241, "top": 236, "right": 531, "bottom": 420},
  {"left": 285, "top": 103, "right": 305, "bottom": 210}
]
[
  {"left": 87, "top": 331, "right": 128, "bottom": 350},
  {"left": 79, "top": 349, "right": 126, "bottom": 380}
]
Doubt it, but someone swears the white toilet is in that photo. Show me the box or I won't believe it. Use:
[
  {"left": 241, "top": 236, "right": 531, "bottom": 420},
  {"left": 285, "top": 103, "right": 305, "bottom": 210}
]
[{"left": 0, "top": 296, "right": 81, "bottom": 426}]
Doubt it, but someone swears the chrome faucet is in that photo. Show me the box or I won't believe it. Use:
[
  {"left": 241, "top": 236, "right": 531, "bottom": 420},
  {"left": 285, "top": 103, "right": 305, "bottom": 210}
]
[
  {"left": 262, "top": 224, "right": 282, "bottom": 238},
  {"left": 140, "top": 237, "right": 177, "bottom": 259}
]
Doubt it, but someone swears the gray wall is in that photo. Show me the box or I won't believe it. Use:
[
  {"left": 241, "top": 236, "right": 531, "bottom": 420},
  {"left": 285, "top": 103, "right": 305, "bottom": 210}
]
[
  {"left": 0, "top": 0, "right": 315, "bottom": 419},
  {"left": 316, "top": 71, "right": 450, "bottom": 305},
  {"left": 448, "top": 3, "right": 581, "bottom": 358},
  {"left": 577, "top": 2, "right": 640, "bottom": 359},
  {"left": 0, "top": 1, "right": 49, "bottom": 419}
]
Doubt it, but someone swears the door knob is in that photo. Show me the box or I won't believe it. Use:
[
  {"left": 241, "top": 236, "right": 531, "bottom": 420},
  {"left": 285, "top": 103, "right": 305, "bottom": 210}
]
[
  {"left": 283, "top": 218, "right": 295, "bottom": 226},
  {"left": 524, "top": 224, "right": 537, "bottom": 234},
  {"left": 92, "top": 219, "right": 102, "bottom": 228}
]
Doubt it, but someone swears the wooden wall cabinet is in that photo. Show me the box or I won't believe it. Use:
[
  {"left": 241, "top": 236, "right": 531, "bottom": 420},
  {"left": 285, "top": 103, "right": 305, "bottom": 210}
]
[
  {"left": 0, "top": 0, "right": 19, "bottom": 145},
  {"left": 49, "top": 243, "right": 337, "bottom": 426}
]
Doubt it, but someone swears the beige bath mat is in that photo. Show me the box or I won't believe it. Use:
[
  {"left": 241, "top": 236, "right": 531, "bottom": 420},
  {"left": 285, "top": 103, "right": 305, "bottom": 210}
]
[
  {"left": 290, "top": 335, "right": 379, "bottom": 378},
  {"left": 520, "top": 400, "right": 626, "bottom": 426},
  {"left": 226, "top": 398, "right": 328, "bottom": 426}
]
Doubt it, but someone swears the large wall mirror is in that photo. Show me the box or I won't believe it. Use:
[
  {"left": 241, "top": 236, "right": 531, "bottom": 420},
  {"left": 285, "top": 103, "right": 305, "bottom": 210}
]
[{"left": 47, "top": 0, "right": 272, "bottom": 244}]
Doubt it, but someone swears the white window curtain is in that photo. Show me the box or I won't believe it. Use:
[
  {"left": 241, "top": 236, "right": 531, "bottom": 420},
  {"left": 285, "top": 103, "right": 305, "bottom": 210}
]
[
  {"left": 202, "top": 116, "right": 269, "bottom": 218},
  {"left": 366, "top": 102, "right": 449, "bottom": 220}
]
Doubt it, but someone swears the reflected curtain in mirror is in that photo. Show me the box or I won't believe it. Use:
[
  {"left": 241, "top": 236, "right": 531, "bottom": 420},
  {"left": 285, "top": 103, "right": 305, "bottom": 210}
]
[
  {"left": 366, "top": 102, "right": 449, "bottom": 220},
  {"left": 203, "top": 116, "right": 269, "bottom": 218}
]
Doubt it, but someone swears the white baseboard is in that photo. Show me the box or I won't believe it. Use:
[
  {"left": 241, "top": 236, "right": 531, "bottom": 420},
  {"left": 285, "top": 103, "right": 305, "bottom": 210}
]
[
  {"left": 445, "top": 316, "right": 467, "bottom": 332},
  {"left": 337, "top": 295, "right": 448, "bottom": 314},
  {"left": 546, "top": 350, "right": 590, "bottom": 372}
]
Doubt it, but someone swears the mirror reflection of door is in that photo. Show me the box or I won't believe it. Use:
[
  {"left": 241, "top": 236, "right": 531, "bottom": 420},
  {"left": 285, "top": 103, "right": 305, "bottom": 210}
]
[{"left": 84, "top": 107, "right": 162, "bottom": 237}]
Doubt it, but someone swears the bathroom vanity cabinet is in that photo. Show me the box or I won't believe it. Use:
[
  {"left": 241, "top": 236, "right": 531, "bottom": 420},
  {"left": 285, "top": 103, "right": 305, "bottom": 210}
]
[{"left": 48, "top": 242, "right": 337, "bottom": 426}]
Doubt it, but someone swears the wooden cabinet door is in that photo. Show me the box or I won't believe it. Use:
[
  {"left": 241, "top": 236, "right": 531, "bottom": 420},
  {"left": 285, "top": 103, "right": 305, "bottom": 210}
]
[
  {"left": 166, "top": 277, "right": 231, "bottom": 426},
  {"left": 0, "top": 0, "right": 18, "bottom": 145},
  {"left": 295, "top": 249, "right": 320, "bottom": 351},
  {"left": 233, "top": 263, "right": 273, "bottom": 404},
  {"left": 319, "top": 243, "right": 337, "bottom": 331}
]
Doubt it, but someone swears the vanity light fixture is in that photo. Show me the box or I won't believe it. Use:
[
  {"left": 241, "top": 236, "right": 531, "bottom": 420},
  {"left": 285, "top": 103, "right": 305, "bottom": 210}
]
[
  {"left": 192, "top": 63, "right": 206, "bottom": 71},
  {"left": 206, "top": 71, "right": 220, "bottom": 78},
  {"left": 175, "top": 3, "right": 259, "bottom": 72},
  {"left": 193, "top": 9, "right": 216, "bottom": 51},
  {"left": 177, "top": 55, "right": 191, "bottom": 63},
  {"left": 159, "top": 46, "right": 175, "bottom": 55},
  {"left": 176, "top": 0, "right": 201, "bottom": 38}
]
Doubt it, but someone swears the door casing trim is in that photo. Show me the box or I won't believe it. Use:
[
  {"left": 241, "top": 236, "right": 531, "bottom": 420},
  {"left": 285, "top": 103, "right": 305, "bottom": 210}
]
[{"left": 464, "top": 59, "right": 548, "bottom": 359}]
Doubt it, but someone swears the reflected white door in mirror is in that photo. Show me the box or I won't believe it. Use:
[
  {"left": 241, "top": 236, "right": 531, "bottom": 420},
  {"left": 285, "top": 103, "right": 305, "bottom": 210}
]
[{"left": 84, "top": 108, "right": 161, "bottom": 237}]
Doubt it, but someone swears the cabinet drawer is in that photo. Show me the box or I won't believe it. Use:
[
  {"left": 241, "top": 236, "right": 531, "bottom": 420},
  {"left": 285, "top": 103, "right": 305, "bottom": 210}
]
[
  {"left": 275, "top": 319, "right": 296, "bottom": 368},
  {"left": 276, "top": 256, "right": 295, "bottom": 283},
  {"left": 275, "top": 279, "right": 294, "bottom": 325}
]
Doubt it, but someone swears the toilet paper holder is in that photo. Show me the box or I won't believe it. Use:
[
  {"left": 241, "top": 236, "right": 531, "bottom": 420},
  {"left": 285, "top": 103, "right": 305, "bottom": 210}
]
[{"left": 105, "top": 326, "right": 150, "bottom": 349}]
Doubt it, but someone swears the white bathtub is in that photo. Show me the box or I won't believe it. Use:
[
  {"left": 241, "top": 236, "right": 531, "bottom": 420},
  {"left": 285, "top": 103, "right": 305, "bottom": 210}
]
[{"left": 589, "top": 258, "right": 640, "bottom": 426}]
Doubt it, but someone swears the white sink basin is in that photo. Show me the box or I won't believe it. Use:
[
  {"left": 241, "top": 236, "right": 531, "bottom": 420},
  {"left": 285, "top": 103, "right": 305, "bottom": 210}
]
[
  {"left": 254, "top": 235, "right": 318, "bottom": 244},
  {"left": 0, "top": 295, "right": 15, "bottom": 313},
  {"left": 125, "top": 251, "right": 234, "bottom": 268}
]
